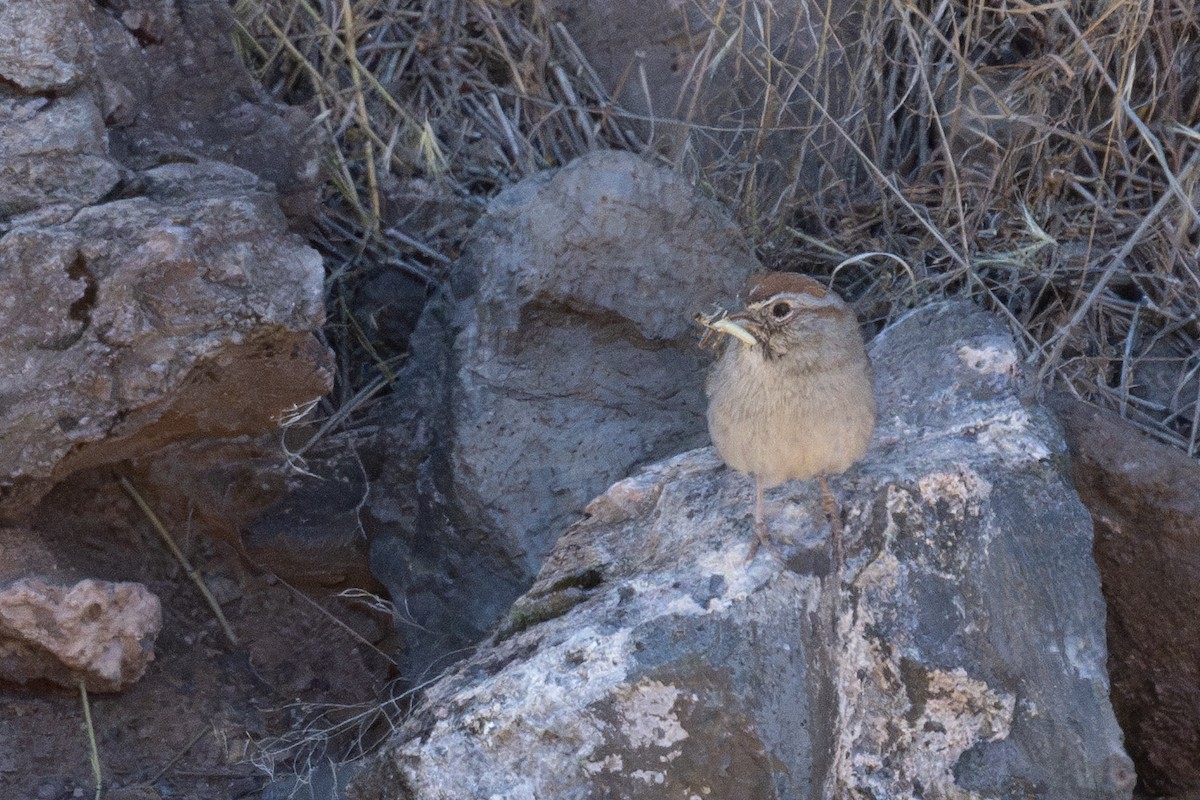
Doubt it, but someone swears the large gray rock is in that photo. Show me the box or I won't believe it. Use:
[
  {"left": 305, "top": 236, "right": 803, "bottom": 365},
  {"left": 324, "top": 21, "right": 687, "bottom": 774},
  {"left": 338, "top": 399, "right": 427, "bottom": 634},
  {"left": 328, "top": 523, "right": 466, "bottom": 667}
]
[
  {"left": 90, "top": 0, "right": 320, "bottom": 214},
  {"left": 348, "top": 301, "right": 1134, "bottom": 799},
  {"left": 0, "top": 0, "right": 94, "bottom": 93},
  {"left": 448, "top": 150, "right": 758, "bottom": 574},
  {"left": 363, "top": 151, "right": 759, "bottom": 672}
]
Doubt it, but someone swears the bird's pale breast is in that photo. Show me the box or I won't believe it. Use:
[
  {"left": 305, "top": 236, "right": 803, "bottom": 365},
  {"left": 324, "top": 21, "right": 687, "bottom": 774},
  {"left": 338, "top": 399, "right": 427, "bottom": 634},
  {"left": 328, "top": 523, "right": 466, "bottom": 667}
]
[{"left": 706, "top": 344, "right": 876, "bottom": 487}]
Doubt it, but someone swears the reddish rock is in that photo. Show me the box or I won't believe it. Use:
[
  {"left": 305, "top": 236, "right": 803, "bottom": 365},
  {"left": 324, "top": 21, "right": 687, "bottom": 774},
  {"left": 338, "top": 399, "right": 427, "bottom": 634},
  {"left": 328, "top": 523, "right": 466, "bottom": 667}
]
[
  {"left": 0, "top": 529, "right": 161, "bottom": 694},
  {"left": 0, "top": 527, "right": 162, "bottom": 693},
  {"left": 1053, "top": 395, "right": 1200, "bottom": 796}
]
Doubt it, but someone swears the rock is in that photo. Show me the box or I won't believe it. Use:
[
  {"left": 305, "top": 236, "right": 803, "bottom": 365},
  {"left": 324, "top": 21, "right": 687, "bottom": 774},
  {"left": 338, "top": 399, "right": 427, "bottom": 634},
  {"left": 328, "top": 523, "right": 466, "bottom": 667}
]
[
  {"left": 0, "top": 529, "right": 161, "bottom": 695},
  {"left": 0, "top": 176, "right": 330, "bottom": 518},
  {"left": 0, "top": 527, "right": 161, "bottom": 692},
  {"left": 243, "top": 445, "right": 377, "bottom": 590},
  {"left": 1052, "top": 395, "right": 1200, "bottom": 796},
  {"left": 90, "top": 0, "right": 321, "bottom": 217},
  {"left": 448, "top": 149, "right": 757, "bottom": 572},
  {"left": 0, "top": 0, "right": 318, "bottom": 227},
  {"left": 0, "top": 82, "right": 121, "bottom": 224},
  {"left": 261, "top": 760, "right": 363, "bottom": 800},
  {"left": 0, "top": 0, "right": 94, "bottom": 92},
  {"left": 347, "top": 301, "right": 1133, "bottom": 800},
  {"left": 362, "top": 150, "right": 759, "bottom": 673},
  {"left": 0, "top": 0, "right": 330, "bottom": 520}
]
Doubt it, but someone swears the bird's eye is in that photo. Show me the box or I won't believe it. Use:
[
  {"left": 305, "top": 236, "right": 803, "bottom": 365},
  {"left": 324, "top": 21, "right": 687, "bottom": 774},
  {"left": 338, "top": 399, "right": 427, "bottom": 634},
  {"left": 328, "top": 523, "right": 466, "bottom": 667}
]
[{"left": 771, "top": 301, "right": 792, "bottom": 318}]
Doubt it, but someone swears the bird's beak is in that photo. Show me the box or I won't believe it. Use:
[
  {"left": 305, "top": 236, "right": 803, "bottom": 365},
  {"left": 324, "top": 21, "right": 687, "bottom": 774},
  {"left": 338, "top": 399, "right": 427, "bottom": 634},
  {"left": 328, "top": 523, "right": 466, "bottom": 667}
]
[{"left": 710, "top": 313, "right": 759, "bottom": 346}]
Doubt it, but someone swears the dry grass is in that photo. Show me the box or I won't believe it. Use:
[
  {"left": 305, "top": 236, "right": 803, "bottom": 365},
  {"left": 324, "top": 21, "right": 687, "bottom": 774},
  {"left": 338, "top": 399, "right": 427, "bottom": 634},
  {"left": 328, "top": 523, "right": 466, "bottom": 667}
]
[{"left": 232, "top": 0, "right": 1200, "bottom": 456}]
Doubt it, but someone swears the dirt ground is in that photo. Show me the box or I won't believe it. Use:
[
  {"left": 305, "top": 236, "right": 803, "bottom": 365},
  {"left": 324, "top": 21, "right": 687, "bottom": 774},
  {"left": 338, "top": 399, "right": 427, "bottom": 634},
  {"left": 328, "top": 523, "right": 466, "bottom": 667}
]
[{"left": 0, "top": 470, "right": 395, "bottom": 800}]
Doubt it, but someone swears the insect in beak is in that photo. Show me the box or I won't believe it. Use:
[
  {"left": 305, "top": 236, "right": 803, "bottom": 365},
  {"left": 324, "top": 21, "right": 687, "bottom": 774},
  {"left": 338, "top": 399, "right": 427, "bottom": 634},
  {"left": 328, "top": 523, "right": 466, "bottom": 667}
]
[{"left": 694, "top": 310, "right": 757, "bottom": 348}]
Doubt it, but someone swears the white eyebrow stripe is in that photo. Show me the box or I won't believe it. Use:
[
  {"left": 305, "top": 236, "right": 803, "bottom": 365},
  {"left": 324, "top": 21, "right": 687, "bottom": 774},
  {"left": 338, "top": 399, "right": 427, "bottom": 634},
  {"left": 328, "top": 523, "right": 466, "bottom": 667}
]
[{"left": 749, "top": 290, "right": 842, "bottom": 310}]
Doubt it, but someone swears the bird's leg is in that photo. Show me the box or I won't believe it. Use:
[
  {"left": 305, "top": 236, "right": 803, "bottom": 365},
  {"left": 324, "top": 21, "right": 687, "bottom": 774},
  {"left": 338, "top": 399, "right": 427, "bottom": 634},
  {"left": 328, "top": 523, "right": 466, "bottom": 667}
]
[
  {"left": 818, "top": 473, "right": 842, "bottom": 575},
  {"left": 746, "top": 473, "right": 771, "bottom": 561}
]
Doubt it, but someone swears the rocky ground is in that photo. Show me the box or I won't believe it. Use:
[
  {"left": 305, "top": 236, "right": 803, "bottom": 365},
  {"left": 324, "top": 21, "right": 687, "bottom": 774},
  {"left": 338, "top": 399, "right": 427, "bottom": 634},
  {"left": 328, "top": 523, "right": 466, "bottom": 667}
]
[{"left": 0, "top": 470, "right": 391, "bottom": 799}]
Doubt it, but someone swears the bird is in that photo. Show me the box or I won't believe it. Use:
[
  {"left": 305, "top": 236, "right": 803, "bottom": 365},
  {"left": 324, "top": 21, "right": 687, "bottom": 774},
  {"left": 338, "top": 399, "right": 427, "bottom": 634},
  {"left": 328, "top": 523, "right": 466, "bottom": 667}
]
[{"left": 700, "top": 271, "right": 876, "bottom": 562}]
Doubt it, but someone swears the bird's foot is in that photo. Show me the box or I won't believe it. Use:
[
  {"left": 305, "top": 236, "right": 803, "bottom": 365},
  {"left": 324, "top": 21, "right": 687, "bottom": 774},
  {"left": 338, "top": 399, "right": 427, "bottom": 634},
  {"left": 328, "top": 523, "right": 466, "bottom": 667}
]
[
  {"left": 818, "top": 474, "right": 843, "bottom": 574},
  {"left": 746, "top": 517, "right": 777, "bottom": 562}
]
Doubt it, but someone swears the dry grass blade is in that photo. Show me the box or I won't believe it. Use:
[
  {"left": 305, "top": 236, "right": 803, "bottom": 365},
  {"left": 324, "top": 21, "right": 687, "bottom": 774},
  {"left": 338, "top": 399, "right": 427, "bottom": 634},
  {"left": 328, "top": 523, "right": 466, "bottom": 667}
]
[
  {"left": 79, "top": 680, "right": 103, "bottom": 800},
  {"left": 119, "top": 477, "right": 240, "bottom": 647}
]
